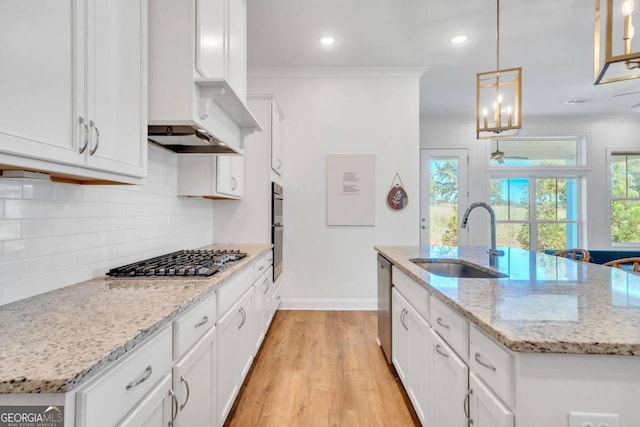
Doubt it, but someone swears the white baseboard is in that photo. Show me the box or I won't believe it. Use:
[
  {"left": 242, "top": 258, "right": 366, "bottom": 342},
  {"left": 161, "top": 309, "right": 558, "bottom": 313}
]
[{"left": 279, "top": 298, "right": 377, "bottom": 311}]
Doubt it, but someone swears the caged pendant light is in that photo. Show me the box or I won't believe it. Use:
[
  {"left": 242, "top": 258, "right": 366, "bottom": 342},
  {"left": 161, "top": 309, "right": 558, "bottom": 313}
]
[
  {"left": 594, "top": 0, "right": 640, "bottom": 84},
  {"left": 476, "top": 0, "right": 522, "bottom": 139}
]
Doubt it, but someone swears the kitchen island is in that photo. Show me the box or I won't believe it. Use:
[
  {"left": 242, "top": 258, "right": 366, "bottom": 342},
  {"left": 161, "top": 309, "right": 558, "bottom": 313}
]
[{"left": 376, "top": 245, "right": 640, "bottom": 427}]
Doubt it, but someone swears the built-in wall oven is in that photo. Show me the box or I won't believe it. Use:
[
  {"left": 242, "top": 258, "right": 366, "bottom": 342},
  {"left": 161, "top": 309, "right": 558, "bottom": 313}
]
[{"left": 272, "top": 182, "right": 283, "bottom": 281}]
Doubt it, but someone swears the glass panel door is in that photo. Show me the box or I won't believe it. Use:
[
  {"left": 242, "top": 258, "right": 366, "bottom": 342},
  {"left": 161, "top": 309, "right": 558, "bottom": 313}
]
[{"left": 420, "top": 149, "right": 469, "bottom": 246}]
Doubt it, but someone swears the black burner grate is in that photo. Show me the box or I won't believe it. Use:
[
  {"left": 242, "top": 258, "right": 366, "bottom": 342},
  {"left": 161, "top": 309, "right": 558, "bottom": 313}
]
[{"left": 106, "top": 249, "right": 247, "bottom": 277}]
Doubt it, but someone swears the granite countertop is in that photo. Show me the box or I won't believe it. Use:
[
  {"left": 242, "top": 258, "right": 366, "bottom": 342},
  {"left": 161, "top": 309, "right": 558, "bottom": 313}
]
[
  {"left": 0, "top": 244, "right": 272, "bottom": 394},
  {"left": 376, "top": 245, "right": 640, "bottom": 356}
]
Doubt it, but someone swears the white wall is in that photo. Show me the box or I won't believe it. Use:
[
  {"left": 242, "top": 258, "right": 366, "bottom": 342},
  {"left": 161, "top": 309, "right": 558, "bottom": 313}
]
[
  {"left": 421, "top": 116, "right": 640, "bottom": 249},
  {"left": 0, "top": 145, "right": 213, "bottom": 306},
  {"left": 248, "top": 70, "right": 421, "bottom": 310}
]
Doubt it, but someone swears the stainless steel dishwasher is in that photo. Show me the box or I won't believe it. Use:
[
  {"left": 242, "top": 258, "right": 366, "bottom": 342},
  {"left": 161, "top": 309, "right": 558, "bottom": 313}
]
[{"left": 377, "top": 253, "right": 392, "bottom": 364}]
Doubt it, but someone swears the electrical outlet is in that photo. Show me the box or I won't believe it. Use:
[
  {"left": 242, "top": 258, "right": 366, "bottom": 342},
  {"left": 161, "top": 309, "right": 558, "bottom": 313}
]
[{"left": 568, "top": 412, "right": 619, "bottom": 427}]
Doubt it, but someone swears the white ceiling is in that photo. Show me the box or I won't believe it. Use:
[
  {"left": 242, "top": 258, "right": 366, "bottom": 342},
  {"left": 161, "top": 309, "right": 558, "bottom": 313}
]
[{"left": 247, "top": 0, "right": 640, "bottom": 120}]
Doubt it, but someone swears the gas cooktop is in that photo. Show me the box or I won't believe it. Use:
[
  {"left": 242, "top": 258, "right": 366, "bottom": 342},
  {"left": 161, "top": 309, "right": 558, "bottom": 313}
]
[{"left": 106, "top": 249, "right": 248, "bottom": 278}]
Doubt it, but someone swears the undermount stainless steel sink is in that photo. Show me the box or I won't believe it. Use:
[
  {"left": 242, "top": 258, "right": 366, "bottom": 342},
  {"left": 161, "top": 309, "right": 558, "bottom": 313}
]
[{"left": 410, "top": 258, "right": 508, "bottom": 279}]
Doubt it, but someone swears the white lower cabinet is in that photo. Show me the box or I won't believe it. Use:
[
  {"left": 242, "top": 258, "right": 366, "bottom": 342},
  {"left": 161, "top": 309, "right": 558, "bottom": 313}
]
[
  {"left": 172, "top": 327, "right": 217, "bottom": 427},
  {"left": 430, "top": 330, "right": 468, "bottom": 427},
  {"left": 216, "top": 285, "right": 254, "bottom": 425},
  {"left": 117, "top": 375, "right": 173, "bottom": 427},
  {"left": 392, "top": 288, "right": 430, "bottom": 425},
  {"left": 469, "top": 373, "right": 514, "bottom": 427}
]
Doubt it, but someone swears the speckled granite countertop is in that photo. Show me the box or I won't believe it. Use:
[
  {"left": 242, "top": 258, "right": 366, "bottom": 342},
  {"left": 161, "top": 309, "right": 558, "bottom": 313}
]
[
  {"left": 0, "top": 244, "right": 272, "bottom": 394},
  {"left": 376, "top": 245, "right": 640, "bottom": 356}
]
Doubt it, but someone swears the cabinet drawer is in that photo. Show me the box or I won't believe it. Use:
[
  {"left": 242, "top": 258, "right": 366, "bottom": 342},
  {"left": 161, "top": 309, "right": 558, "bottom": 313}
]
[
  {"left": 431, "top": 296, "right": 468, "bottom": 360},
  {"left": 173, "top": 292, "right": 217, "bottom": 359},
  {"left": 254, "top": 254, "right": 269, "bottom": 280},
  {"left": 392, "top": 266, "right": 429, "bottom": 321},
  {"left": 216, "top": 265, "right": 254, "bottom": 321},
  {"left": 469, "top": 324, "right": 514, "bottom": 407},
  {"left": 77, "top": 327, "right": 172, "bottom": 427}
]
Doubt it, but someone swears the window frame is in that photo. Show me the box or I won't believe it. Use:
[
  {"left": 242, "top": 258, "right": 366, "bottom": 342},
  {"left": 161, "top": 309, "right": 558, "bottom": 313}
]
[
  {"left": 607, "top": 149, "right": 640, "bottom": 247},
  {"left": 488, "top": 174, "right": 586, "bottom": 252}
]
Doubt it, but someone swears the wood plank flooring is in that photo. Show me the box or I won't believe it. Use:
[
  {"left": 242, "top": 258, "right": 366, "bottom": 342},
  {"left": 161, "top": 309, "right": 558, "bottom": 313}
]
[{"left": 226, "top": 310, "right": 419, "bottom": 427}]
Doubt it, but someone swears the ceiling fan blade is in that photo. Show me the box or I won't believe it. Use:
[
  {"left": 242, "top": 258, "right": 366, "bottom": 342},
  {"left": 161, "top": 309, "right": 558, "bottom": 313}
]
[{"left": 504, "top": 156, "right": 529, "bottom": 160}]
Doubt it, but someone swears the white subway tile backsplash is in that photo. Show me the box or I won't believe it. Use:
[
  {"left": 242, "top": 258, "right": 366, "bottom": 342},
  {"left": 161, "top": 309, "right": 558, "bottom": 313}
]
[
  {"left": 0, "top": 261, "right": 21, "bottom": 284},
  {"left": 0, "top": 181, "right": 23, "bottom": 198},
  {"left": 22, "top": 182, "right": 53, "bottom": 200},
  {"left": 0, "top": 221, "right": 21, "bottom": 241},
  {"left": 0, "top": 147, "right": 213, "bottom": 306},
  {"left": 53, "top": 182, "right": 82, "bottom": 201},
  {"left": 4, "top": 200, "right": 40, "bottom": 219},
  {"left": 3, "top": 239, "right": 38, "bottom": 261},
  {"left": 21, "top": 219, "right": 53, "bottom": 238},
  {"left": 38, "top": 236, "right": 67, "bottom": 256}
]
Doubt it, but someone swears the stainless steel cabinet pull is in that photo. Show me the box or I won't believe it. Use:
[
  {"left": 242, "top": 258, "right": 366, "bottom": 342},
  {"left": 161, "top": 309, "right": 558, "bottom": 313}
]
[
  {"left": 400, "top": 308, "right": 408, "bottom": 330},
  {"left": 238, "top": 307, "right": 246, "bottom": 329},
  {"left": 168, "top": 389, "right": 178, "bottom": 426},
  {"left": 179, "top": 376, "right": 190, "bottom": 410},
  {"left": 463, "top": 388, "right": 473, "bottom": 422},
  {"left": 258, "top": 266, "right": 264, "bottom": 271},
  {"left": 194, "top": 316, "right": 208, "bottom": 328},
  {"left": 125, "top": 365, "right": 152, "bottom": 390},
  {"left": 435, "top": 344, "right": 449, "bottom": 358},
  {"left": 263, "top": 279, "right": 270, "bottom": 294},
  {"left": 474, "top": 352, "right": 497, "bottom": 371},
  {"left": 436, "top": 317, "right": 450, "bottom": 329},
  {"left": 231, "top": 177, "right": 237, "bottom": 191},
  {"left": 277, "top": 159, "right": 282, "bottom": 170},
  {"left": 78, "top": 117, "right": 90, "bottom": 154},
  {"left": 89, "top": 120, "right": 100, "bottom": 156}
]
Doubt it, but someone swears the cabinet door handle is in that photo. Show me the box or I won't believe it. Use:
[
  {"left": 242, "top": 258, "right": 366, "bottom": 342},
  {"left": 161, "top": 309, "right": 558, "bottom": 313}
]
[
  {"left": 463, "top": 388, "right": 473, "bottom": 421},
  {"left": 264, "top": 279, "right": 270, "bottom": 294},
  {"left": 194, "top": 315, "right": 208, "bottom": 328},
  {"left": 435, "top": 344, "right": 449, "bottom": 358},
  {"left": 89, "top": 120, "right": 100, "bottom": 156},
  {"left": 238, "top": 307, "right": 246, "bottom": 329},
  {"left": 277, "top": 158, "right": 281, "bottom": 170},
  {"left": 125, "top": 365, "right": 152, "bottom": 390},
  {"left": 78, "top": 117, "right": 90, "bottom": 154},
  {"left": 179, "top": 376, "right": 190, "bottom": 410},
  {"left": 231, "top": 177, "right": 237, "bottom": 191},
  {"left": 436, "top": 317, "right": 450, "bottom": 329},
  {"left": 258, "top": 265, "right": 264, "bottom": 271},
  {"left": 168, "top": 389, "right": 178, "bottom": 427},
  {"left": 400, "top": 308, "right": 408, "bottom": 330},
  {"left": 474, "top": 352, "right": 497, "bottom": 371}
]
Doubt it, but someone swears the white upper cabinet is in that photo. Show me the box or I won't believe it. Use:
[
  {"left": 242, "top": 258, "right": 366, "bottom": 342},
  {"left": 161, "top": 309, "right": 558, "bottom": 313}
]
[
  {"left": 0, "top": 0, "right": 147, "bottom": 184},
  {"left": 177, "top": 154, "right": 244, "bottom": 199},
  {"left": 149, "top": 0, "right": 258, "bottom": 154}
]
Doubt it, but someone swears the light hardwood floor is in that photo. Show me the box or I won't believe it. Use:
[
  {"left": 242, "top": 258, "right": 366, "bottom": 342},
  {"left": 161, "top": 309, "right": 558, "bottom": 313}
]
[{"left": 226, "top": 310, "right": 419, "bottom": 427}]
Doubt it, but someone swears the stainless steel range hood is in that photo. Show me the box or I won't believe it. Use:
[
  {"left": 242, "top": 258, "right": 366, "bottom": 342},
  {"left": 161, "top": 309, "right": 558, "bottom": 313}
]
[{"left": 148, "top": 125, "right": 239, "bottom": 154}]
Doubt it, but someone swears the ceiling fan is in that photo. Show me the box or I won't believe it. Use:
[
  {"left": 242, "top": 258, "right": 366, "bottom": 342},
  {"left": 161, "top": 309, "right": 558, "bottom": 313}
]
[{"left": 490, "top": 141, "right": 528, "bottom": 164}]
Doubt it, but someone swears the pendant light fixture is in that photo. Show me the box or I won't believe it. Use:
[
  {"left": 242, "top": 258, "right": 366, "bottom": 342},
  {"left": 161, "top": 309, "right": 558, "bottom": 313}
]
[
  {"left": 594, "top": 0, "right": 640, "bottom": 84},
  {"left": 476, "top": 0, "right": 522, "bottom": 139}
]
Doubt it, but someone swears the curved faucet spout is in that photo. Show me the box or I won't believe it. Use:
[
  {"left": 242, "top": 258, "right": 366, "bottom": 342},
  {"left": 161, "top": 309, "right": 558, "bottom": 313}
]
[{"left": 460, "top": 202, "right": 504, "bottom": 267}]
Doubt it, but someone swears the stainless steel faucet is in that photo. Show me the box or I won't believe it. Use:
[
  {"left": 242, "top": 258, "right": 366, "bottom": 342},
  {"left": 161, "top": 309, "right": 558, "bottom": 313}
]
[{"left": 461, "top": 202, "right": 505, "bottom": 267}]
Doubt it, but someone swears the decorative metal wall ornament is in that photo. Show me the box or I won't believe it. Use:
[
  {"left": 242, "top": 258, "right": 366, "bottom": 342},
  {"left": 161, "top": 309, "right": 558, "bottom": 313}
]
[
  {"left": 387, "top": 173, "right": 408, "bottom": 210},
  {"left": 476, "top": 0, "right": 522, "bottom": 139}
]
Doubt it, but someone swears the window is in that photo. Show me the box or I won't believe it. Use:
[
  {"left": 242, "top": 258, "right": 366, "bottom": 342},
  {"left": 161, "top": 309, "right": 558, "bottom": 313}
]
[
  {"left": 610, "top": 153, "right": 640, "bottom": 245},
  {"left": 488, "top": 137, "right": 585, "bottom": 252},
  {"left": 490, "top": 177, "right": 579, "bottom": 251}
]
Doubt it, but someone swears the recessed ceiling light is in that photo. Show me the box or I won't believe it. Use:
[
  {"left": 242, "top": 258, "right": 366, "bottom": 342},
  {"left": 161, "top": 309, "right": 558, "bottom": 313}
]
[
  {"left": 320, "top": 36, "right": 335, "bottom": 46},
  {"left": 450, "top": 35, "right": 467, "bottom": 44}
]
